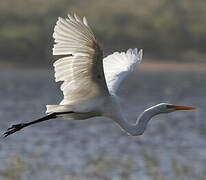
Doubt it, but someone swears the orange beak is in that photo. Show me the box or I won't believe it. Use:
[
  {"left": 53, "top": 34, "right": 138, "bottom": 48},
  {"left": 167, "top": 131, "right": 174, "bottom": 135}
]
[{"left": 167, "top": 105, "right": 196, "bottom": 110}]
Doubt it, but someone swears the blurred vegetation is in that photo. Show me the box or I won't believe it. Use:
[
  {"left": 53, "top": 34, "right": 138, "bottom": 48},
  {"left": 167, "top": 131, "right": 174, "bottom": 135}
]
[
  {"left": 1, "top": 153, "right": 206, "bottom": 180},
  {"left": 0, "top": 0, "right": 206, "bottom": 66},
  {"left": 0, "top": 157, "right": 24, "bottom": 180}
]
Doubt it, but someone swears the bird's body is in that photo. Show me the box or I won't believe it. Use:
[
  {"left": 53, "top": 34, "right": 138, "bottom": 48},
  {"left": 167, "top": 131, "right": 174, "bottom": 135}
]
[
  {"left": 3, "top": 13, "right": 195, "bottom": 137},
  {"left": 45, "top": 13, "right": 143, "bottom": 126}
]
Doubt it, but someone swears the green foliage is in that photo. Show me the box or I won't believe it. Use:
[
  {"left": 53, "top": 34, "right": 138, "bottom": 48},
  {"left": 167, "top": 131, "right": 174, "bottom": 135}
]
[
  {"left": 142, "top": 152, "right": 206, "bottom": 180},
  {"left": 143, "top": 152, "right": 166, "bottom": 180},
  {"left": 0, "top": 0, "right": 206, "bottom": 65},
  {"left": 1, "top": 153, "right": 206, "bottom": 179},
  {"left": 0, "top": 157, "right": 24, "bottom": 180},
  {"left": 86, "top": 152, "right": 133, "bottom": 180}
]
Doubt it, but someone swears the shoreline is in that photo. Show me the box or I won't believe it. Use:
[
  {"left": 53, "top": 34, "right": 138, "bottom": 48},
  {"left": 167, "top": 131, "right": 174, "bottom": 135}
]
[{"left": 0, "top": 60, "right": 206, "bottom": 72}]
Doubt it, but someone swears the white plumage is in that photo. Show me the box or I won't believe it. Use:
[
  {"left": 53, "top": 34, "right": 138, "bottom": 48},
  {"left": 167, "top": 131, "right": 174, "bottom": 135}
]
[
  {"left": 104, "top": 48, "right": 143, "bottom": 95},
  {"left": 3, "top": 13, "right": 195, "bottom": 138},
  {"left": 46, "top": 13, "right": 143, "bottom": 114},
  {"left": 52, "top": 14, "right": 108, "bottom": 108}
]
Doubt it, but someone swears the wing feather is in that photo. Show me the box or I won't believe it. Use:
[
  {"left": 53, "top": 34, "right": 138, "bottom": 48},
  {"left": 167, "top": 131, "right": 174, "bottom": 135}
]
[
  {"left": 103, "top": 48, "right": 143, "bottom": 95},
  {"left": 52, "top": 14, "right": 109, "bottom": 106}
]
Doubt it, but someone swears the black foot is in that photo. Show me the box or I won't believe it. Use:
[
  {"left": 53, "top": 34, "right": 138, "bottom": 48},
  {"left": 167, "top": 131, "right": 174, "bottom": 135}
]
[{"left": 3, "top": 123, "right": 25, "bottom": 138}]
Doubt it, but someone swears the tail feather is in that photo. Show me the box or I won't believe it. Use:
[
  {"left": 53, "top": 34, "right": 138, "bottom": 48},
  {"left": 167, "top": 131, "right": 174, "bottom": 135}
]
[{"left": 46, "top": 105, "right": 73, "bottom": 114}]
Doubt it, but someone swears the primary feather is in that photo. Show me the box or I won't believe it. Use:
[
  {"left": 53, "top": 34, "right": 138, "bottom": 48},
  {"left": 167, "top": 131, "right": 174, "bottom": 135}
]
[{"left": 52, "top": 13, "right": 109, "bottom": 107}]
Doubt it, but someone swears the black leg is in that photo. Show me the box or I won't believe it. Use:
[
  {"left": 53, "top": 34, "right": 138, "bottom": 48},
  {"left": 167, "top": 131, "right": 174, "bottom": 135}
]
[
  {"left": 3, "top": 123, "right": 27, "bottom": 137},
  {"left": 3, "top": 111, "right": 74, "bottom": 137}
]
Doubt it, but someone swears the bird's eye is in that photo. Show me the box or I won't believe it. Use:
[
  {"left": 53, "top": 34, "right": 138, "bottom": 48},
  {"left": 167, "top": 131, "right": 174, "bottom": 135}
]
[{"left": 166, "top": 105, "right": 173, "bottom": 109}]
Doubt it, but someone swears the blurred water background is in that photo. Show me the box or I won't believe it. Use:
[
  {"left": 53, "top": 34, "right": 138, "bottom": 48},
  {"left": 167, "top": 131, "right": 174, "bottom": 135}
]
[{"left": 0, "top": 0, "right": 206, "bottom": 179}]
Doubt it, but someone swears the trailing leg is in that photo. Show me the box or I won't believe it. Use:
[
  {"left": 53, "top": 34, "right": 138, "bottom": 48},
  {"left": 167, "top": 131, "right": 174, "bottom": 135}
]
[{"left": 3, "top": 111, "right": 73, "bottom": 137}]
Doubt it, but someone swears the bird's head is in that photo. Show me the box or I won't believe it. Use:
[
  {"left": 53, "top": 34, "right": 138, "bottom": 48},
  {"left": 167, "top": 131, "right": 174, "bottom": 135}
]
[{"left": 153, "top": 103, "right": 196, "bottom": 114}]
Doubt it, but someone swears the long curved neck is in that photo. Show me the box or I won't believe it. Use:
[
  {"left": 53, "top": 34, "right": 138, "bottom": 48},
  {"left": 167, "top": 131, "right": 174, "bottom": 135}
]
[{"left": 114, "top": 106, "right": 160, "bottom": 136}]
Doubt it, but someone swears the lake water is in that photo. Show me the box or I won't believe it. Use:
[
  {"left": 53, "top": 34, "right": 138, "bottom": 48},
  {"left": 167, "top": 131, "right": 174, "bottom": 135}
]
[{"left": 0, "top": 67, "right": 205, "bottom": 179}]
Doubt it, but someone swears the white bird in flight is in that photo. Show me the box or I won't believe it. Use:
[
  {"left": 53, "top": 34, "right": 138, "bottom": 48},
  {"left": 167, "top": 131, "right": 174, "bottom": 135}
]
[{"left": 3, "top": 13, "right": 195, "bottom": 137}]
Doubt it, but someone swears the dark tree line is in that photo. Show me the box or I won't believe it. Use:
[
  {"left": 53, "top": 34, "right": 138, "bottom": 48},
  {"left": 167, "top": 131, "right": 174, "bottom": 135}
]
[{"left": 0, "top": 0, "right": 205, "bottom": 66}]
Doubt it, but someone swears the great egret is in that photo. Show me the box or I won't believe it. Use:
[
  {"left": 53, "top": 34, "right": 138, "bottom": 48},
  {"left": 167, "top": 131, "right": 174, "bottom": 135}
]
[{"left": 3, "top": 13, "right": 195, "bottom": 137}]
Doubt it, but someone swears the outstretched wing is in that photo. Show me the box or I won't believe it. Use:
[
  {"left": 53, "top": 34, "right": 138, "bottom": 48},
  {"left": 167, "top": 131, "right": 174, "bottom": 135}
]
[
  {"left": 53, "top": 13, "right": 109, "bottom": 105},
  {"left": 103, "top": 48, "right": 143, "bottom": 95}
]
